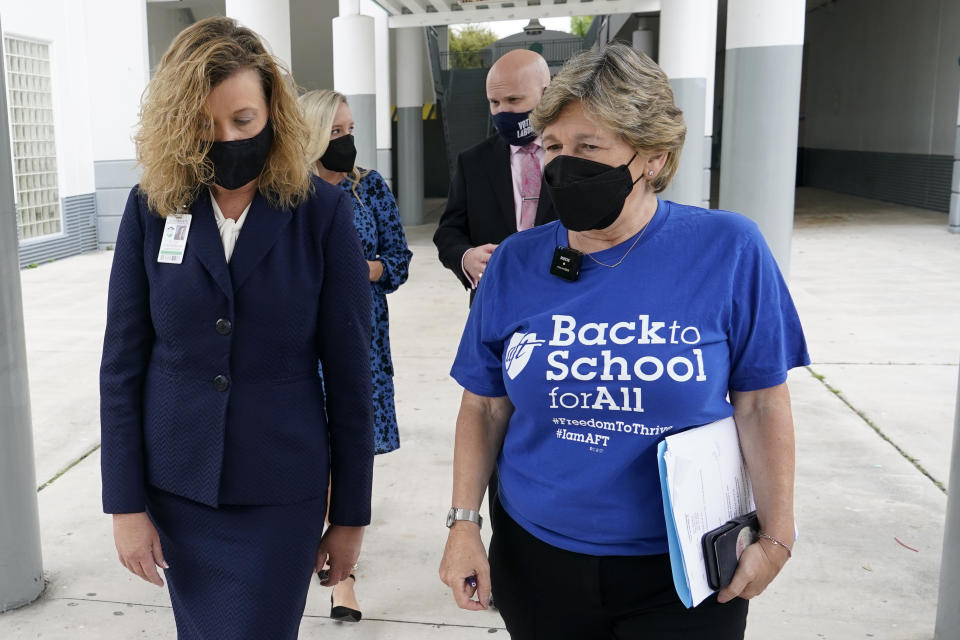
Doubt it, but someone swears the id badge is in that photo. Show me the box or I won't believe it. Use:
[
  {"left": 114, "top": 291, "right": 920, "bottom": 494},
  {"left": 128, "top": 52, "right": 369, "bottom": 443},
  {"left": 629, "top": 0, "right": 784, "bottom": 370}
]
[{"left": 157, "top": 214, "right": 192, "bottom": 264}]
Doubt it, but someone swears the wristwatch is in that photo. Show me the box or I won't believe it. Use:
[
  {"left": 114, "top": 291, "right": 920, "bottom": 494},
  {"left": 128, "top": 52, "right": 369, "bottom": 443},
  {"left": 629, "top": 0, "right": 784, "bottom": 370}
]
[{"left": 446, "top": 507, "right": 483, "bottom": 529}]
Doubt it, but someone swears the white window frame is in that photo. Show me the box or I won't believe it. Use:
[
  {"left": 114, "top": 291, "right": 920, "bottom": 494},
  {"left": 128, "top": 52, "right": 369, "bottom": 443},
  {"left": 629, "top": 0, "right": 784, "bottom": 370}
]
[{"left": 3, "top": 33, "right": 63, "bottom": 244}]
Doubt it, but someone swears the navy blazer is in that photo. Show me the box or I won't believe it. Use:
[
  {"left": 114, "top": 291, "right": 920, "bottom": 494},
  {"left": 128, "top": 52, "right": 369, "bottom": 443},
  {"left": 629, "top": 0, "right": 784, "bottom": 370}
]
[{"left": 100, "top": 177, "right": 373, "bottom": 526}]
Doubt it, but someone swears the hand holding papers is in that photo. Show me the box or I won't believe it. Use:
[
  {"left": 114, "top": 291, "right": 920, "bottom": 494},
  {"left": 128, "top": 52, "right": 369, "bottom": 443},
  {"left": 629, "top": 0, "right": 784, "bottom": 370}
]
[{"left": 656, "top": 416, "right": 755, "bottom": 608}]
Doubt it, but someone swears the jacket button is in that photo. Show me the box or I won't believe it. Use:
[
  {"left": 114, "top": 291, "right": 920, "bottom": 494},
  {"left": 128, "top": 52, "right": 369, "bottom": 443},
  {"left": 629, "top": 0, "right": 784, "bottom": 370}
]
[
  {"left": 215, "top": 318, "right": 232, "bottom": 335},
  {"left": 213, "top": 375, "right": 230, "bottom": 392}
]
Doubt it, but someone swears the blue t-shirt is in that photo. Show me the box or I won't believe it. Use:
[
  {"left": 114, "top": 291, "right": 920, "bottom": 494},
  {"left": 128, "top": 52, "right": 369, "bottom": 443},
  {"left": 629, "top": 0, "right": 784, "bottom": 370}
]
[{"left": 450, "top": 199, "right": 810, "bottom": 557}]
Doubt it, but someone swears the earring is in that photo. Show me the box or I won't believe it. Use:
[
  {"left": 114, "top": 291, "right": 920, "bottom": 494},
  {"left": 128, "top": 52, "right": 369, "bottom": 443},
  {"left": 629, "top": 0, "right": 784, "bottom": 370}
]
[{"left": 648, "top": 170, "right": 654, "bottom": 176}]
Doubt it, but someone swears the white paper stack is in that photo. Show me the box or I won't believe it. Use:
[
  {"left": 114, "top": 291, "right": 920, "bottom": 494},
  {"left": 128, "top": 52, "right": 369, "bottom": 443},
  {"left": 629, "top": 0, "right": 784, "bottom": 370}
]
[{"left": 656, "top": 416, "right": 755, "bottom": 607}]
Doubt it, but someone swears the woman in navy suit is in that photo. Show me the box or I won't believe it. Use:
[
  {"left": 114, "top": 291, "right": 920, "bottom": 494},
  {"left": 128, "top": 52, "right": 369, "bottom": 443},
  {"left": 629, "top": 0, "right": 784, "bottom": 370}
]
[
  {"left": 99, "top": 17, "right": 374, "bottom": 639},
  {"left": 298, "top": 89, "right": 413, "bottom": 622}
]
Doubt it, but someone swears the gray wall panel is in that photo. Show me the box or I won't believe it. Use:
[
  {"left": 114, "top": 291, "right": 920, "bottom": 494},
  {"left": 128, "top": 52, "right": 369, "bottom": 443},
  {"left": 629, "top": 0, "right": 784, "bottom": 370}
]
[
  {"left": 803, "top": 0, "right": 960, "bottom": 156},
  {"left": 96, "top": 188, "right": 131, "bottom": 217},
  {"left": 18, "top": 193, "right": 97, "bottom": 268},
  {"left": 94, "top": 160, "right": 140, "bottom": 190},
  {"left": 931, "top": 1, "right": 960, "bottom": 156},
  {"left": 98, "top": 217, "right": 122, "bottom": 246},
  {"left": 95, "top": 159, "right": 139, "bottom": 247},
  {"left": 799, "top": 148, "right": 952, "bottom": 213},
  {"left": 953, "top": 126, "right": 960, "bottom": 230}
]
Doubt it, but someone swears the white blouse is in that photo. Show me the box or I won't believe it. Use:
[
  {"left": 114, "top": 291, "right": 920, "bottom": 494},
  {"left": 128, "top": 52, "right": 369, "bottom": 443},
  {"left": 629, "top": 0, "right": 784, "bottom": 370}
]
[{"left": 209, "top": 191, "right": 251, "bottom": 264}]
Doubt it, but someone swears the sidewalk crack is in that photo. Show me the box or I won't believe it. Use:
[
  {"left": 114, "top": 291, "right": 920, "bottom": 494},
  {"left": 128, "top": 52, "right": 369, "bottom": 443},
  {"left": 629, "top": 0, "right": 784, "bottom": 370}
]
[
  {"left": 301, "top": 612, "right": 507, "bottom": 630},
  {"left": 810, "top": 361, "right": 957, "bottom": 367},
  {"left": 805, "top": 366, "right": 946, "bottom": 494},
  {"left": 37, "top": 443, "right": 100, "bottom": 492},
  {"left": 49, "top": 597, "right": 507, "bottom": 631}
]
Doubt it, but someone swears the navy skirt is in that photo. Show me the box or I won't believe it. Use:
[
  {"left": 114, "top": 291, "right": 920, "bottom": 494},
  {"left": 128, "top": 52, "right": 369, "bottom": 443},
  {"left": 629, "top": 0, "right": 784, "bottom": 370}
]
[{"left": 146, "top": 487, "right": 326, "bottom": 640}]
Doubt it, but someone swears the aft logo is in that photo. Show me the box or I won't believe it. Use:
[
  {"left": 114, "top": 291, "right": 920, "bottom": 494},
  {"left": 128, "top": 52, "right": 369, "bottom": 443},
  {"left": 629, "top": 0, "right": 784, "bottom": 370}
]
[{"left": 504, "top": 331, "right": 545, "bottom": 379}]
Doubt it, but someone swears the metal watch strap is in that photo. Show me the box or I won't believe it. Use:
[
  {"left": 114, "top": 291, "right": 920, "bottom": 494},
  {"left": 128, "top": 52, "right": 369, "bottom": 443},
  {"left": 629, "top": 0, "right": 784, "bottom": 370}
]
[{"left": 446, "top": 507, "right": 483, "bottom": 529}]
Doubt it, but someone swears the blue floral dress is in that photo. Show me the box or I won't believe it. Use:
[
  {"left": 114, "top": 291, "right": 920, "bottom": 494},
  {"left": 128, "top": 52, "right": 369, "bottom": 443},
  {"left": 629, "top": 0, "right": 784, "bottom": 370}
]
[{"left": 336, "top": 169, "right": 412, "bottom": 454}]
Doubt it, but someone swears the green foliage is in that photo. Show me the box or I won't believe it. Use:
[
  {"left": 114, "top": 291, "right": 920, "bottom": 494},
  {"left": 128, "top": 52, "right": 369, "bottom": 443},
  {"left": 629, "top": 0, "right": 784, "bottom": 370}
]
[
  {"left": 571, "top": 15, "right": 593, "bottom": 38},
  {"left": 448, "top": 25, "right": 498, "bottom": 69}
]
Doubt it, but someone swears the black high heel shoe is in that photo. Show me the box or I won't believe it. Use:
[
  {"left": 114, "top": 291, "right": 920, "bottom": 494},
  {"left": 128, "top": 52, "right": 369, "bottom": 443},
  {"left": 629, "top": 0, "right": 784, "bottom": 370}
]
[{"left": 328, "top": 574, "right": 361, "bottom": 623}]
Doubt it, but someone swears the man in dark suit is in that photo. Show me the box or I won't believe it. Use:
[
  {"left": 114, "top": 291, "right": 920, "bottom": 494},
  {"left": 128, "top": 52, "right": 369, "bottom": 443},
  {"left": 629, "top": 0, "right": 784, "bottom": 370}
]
[{"left": 434, "top": 49, "right": 555, "bottom": 303}]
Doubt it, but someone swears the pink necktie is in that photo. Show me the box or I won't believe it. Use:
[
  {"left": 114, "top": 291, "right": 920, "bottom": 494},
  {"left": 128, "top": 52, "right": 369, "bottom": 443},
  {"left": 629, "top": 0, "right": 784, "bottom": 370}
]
[{"left": 518, "top": 143, "right": 541, "bottom": 231}]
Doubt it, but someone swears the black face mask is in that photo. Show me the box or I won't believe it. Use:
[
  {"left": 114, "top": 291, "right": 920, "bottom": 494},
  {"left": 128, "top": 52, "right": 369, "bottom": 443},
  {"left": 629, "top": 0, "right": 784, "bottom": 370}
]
[
  {"left": 491, "top": 110, "right": 537, "bottom": 147},
  {"left": 207, "top": 120, "right": 274, "bottom": 190},
  {"left": 543, "top": 153, "right": 641, "bottom": 231},
  {"left": 320, "top": 134, "right": 358, "bottom": 173}
]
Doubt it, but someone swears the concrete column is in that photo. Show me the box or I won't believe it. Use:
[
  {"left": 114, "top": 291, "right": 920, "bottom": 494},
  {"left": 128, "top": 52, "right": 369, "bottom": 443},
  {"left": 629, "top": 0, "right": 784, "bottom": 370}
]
[
  {"left": 0, "top": 14, "right": 44, "bottom": 610},
  {"left": 719, "top": 0, "right": 804, "bottom": 275},
  {"left": 369, "top": 2, "right": 393, "bottom": 190},
  {"left": 935, "top": 367, "right": 960, "bottom": 638},
  {"left": 334, "top": 1, "right": 377, "bottom": 172},
  {"left": 395, "top": 27, "right": 424, "bottom": 226},
  {"left": 658, "top": 0, "right": 717, "bottom": 209},
  {"left": 949, "top": 94, "right": 960, "bottom": 233},
  {"left": 225, "top": 0, "right": 292, "bottom": 69},
  {"left": 660, "top": 78, "right": 705, "bottom": 208}
]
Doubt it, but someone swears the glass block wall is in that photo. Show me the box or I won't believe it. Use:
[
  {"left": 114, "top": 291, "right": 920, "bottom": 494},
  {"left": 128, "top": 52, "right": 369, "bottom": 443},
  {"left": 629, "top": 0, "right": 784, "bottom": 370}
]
[{"left": 4, "top": 36, "right": 61, "bottom": 241}]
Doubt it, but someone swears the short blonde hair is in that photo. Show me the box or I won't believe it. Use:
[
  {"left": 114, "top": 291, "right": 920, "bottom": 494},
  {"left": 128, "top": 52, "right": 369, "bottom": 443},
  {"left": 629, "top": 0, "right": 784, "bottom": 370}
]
[
  {"left": 297, "top": 89, "right": 368, "bottom": 197},
  {"left": 136, "top": 17, "right": 313, "bottom": 216},
  {"left": 531, "top": 43, "right": 686, "bottom": 193}
]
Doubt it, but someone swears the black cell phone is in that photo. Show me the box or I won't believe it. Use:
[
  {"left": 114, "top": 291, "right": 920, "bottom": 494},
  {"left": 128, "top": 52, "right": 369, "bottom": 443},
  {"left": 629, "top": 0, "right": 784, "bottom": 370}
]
[{"left": 701, "top": 511, "right": 760, "bottom": 590}]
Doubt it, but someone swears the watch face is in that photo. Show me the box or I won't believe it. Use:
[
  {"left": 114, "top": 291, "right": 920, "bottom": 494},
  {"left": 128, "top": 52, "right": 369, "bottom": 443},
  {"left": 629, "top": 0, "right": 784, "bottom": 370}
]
[{"left": 445, "top": 509, "right": 456, "bottom": 528}]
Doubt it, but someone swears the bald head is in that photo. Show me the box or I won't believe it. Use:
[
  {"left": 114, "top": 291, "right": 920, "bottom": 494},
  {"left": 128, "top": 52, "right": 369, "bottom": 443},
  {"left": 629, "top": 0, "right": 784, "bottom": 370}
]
[{"left": 486, "top": 49, "right": 550, "bottom": 115}]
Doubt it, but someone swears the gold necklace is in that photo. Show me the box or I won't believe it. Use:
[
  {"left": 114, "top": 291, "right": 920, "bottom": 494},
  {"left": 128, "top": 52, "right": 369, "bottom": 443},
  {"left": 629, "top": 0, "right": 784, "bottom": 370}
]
[{"left": 580, "top": 222, "right": 650, "bottom": 269}]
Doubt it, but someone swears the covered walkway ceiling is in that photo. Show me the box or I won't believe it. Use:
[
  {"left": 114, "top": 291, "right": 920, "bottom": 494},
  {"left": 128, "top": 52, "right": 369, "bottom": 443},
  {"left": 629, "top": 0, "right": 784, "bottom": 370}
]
[{"left": 371, "top": 0, "right": 660, "bottom": 28}]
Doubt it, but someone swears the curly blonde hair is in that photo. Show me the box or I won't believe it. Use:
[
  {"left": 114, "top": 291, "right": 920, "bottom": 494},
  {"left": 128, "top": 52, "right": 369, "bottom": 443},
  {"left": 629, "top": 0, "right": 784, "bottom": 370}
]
[
  {"left": 297, "top": 89, "right": 369, "bottom": 202},
  {"left": 530, "top": 43, "right": 686, "bottom": 193},
  {"left": 136, "top": 17, "right": 312, "bottom": 216}
]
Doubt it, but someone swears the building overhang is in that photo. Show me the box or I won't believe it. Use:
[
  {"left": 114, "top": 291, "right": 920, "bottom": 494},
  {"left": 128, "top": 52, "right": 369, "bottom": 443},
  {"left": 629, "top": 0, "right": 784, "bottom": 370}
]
[{"left": 370, "top": 0, "right": 661, "bottom": 29}]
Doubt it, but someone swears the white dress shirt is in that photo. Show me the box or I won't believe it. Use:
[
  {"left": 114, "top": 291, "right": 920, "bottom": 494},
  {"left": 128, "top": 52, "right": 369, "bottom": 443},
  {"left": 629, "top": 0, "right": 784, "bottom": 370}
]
[{"left": 210, "top": 191, "right": 251, "bottom": 264}]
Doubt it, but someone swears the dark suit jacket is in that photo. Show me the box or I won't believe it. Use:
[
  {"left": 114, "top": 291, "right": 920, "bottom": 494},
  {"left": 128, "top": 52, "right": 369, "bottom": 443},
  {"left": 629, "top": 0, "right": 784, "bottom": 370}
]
[
  {"left": 433, "top": 134, "right": 556, "bottom": 292},
  {"left": 100, "top": 177, "right": 373, "bottom": 526}
]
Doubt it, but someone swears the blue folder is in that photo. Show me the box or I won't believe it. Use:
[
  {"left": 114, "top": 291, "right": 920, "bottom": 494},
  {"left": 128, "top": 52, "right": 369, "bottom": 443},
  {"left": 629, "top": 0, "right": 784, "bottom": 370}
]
[{"left": 657, "top": 439, "right": 694, "bottom": 608}]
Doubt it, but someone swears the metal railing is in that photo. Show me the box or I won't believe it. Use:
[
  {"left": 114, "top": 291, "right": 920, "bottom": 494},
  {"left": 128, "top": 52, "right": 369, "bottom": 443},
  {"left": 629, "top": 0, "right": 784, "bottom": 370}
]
[{"left": 439, "top": 37, "right": 587, "bottom": 70}]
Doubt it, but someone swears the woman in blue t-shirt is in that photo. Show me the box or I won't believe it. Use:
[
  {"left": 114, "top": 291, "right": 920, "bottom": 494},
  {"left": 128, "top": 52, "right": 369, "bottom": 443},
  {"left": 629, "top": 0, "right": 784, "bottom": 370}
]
[{"left": 439, "top": 43, "right": 809, "bottom": 640}]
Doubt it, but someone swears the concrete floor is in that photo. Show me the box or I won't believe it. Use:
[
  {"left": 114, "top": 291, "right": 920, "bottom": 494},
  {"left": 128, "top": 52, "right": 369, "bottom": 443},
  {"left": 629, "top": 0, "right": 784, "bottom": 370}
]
[{"left": 1, "top": 187, "right": 958, "bottom": 638}]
